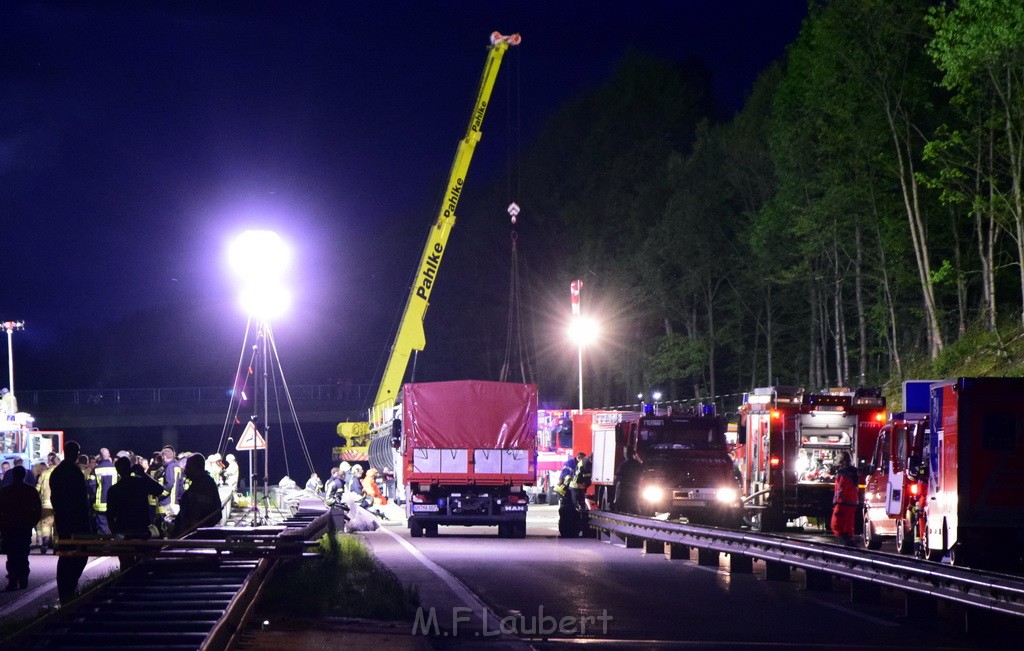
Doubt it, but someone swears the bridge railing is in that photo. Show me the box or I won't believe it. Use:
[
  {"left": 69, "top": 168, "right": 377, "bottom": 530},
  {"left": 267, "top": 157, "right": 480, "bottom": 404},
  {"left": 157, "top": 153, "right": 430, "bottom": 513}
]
[{"left": 16, "top": 384, "right": 374, "bottom": 407}]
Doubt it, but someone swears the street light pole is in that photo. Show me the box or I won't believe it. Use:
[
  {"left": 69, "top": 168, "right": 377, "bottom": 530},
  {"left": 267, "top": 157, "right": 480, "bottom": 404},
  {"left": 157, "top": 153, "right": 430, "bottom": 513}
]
[
  {"left": 577, "top": 335, "right": 585, "bottom": 413},
  {"left": 2, "top": 320, "right": 25, "bottom": 393},
  {"left": 567, "top": 280, "right": 597, "bottom": 415}
]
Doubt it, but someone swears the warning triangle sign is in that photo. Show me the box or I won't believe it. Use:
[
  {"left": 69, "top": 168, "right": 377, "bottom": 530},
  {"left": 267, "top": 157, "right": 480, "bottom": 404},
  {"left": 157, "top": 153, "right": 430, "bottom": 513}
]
[{"left": 236, "top": 421, "right": 266, "bottom": 451}]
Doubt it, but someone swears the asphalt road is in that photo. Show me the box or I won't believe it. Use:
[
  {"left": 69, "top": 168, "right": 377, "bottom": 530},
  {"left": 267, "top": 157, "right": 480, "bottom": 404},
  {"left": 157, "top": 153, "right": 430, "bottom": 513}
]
[
  {"left": 362, "top": 504, "right": 1011, "bottom": 649},
  {"left": 0, "top": 550, "right": 119, "bottom": 628}
]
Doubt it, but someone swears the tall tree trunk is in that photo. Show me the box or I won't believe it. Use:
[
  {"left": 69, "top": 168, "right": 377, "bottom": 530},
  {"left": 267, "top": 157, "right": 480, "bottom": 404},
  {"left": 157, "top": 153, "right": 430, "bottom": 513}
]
[
  {"left": 833, "top": 255, "right": 844, "bottom": 387},
  {"left": 809, "top": 283, "right": 818, "bottom": 389},
  {"left": 990, "top": 67, "right": 1024, "bottom": 327},
  {"left": 977, "top": 130, "right": 998, "bottom": 331},
  {"left": 766, "top": 287, "right": 774, "bottom": 385},
  {"left": 882, "top": 97, "right": 944, "bottom": 357},
  {"left": 855, "top": 220, "right": 867, "bottom": 385}
]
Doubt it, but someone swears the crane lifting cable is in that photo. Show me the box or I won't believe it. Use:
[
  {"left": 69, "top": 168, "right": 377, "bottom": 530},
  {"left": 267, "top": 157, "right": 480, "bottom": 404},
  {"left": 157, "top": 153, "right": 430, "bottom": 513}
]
[{"left": 500, "top": 202, "right": 535, "bottom": 384}]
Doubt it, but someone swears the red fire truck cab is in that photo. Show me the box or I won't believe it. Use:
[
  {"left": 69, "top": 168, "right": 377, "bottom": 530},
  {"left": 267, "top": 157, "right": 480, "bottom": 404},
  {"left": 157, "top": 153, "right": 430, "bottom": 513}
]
[{"left": 739, "top": 386, "right": 885, "bottom": 532}]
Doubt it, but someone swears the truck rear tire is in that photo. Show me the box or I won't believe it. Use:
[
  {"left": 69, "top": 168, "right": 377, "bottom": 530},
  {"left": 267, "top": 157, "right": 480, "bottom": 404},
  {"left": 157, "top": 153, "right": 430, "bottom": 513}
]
[
  {"left": 514, "top": 522, "right": 527, "bottom": 539},
  {"left": 896, "top": 517, "right": 913, "bottom": 555},
  {"left": 425, "top": 523, "right": 439, "bottom": 537},
  {"left": 410, "top": 518, "right": 424, "bottom": 538},
  {"left": 863, "top": 513, "right": 882, "bottom": 550}
]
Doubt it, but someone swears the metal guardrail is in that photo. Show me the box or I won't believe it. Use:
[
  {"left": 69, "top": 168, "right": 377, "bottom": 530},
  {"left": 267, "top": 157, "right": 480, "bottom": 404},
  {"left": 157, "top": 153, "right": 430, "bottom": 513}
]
[{"left": 588, "top": 510, "right": 1024, "bottom": 619}]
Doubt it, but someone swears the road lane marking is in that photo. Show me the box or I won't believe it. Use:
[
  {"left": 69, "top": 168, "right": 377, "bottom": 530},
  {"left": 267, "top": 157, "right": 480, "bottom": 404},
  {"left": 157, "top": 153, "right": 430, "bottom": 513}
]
[
  {"left": 0, "top": 556, "right": 110, "bottom": 619},
  {"left": 379, "top": 526, "right": 517, "bottom": 638}
]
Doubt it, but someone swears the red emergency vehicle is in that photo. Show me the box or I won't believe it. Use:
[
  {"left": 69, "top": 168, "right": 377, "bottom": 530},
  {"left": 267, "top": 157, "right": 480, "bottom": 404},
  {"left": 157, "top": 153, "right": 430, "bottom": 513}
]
[
  {"left": 738, "top": 387, "right": 885, "bottom": 532},
  {"left": 862, "top": 412, "right": 928, "bottom": 551},
  {"left": 919, "top": 378, "right": 1024, "bottom": 570},
  {"left": 575, "top": 406, "right": 742, "bottom": 525}
]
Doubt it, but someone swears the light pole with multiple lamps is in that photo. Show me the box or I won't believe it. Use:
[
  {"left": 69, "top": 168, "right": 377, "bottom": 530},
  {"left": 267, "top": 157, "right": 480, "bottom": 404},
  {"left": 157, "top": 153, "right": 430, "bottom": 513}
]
[
  {"left": 226, "top": 230, "right": 291, "bottom": 524},
  {"left": 2, "top": 320, "right": 25, "bottom": 394}
]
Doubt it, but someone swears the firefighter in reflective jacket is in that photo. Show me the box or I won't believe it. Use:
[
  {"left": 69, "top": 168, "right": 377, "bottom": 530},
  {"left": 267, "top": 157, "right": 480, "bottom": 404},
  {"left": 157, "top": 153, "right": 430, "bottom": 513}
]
[
  {"left": 90, "top": 448, "right": 118, "bottom": 534},
  {"left": 554, "top": 455, "right": 578, "bottom": 498},
  {"left": 830, "top": 451, "right": 859, "bottom": 546},
  {"left": 157, "top": 447, "right": 184, "bottom": 533},
  {"left": 569, "top": 453, "right": 592, "bottom": 512}
]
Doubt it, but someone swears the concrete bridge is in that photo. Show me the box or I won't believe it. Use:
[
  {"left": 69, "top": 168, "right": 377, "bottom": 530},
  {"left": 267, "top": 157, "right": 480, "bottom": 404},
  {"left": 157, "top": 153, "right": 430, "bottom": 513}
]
[{"left": 15, "top": 384, "right": 374, "bottom": 430}]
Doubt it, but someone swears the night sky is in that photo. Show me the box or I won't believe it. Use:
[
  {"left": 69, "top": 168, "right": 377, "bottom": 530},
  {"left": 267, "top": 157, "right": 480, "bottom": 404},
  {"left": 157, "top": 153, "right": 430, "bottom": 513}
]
[{"left": 2, "top": 1, "right": 808, "bottom": 393}]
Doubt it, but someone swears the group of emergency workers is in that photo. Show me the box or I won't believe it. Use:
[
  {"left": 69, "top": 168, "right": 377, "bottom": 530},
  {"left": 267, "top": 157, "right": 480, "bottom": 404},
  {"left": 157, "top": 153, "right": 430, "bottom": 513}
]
[
  {"left": 313, "top": 461, "right": 390, "bottom": 513},
  {"left": 1, "top": 444, "right": 240, "bottom": 553},
  {"left": 0, "top": 439, "right": 240, "bottom": 602}
]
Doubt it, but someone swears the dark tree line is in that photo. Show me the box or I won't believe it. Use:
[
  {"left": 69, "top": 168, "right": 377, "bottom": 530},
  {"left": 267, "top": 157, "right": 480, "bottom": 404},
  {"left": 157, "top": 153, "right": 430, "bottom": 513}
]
[{"left": 505, "top": 0, "right": 1024, "bottom": 410}]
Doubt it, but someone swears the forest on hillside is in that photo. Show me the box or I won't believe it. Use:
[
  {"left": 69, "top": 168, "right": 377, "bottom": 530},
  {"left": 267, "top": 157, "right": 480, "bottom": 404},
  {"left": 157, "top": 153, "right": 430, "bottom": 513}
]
[{"left": 464, "top": 0, "right": 1024, "bottom": 410}]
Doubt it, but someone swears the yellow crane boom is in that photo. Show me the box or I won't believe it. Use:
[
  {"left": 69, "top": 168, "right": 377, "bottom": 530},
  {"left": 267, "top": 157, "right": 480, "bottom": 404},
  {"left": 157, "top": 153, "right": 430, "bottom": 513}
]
[{"left": 337, "top": 32, "right": 521, "bottom": 460}]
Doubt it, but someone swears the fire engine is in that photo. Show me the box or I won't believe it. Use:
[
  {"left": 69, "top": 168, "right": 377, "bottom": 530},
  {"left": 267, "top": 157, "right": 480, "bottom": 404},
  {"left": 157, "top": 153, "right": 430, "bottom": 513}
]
[
  {"left": 738, "top": 386, "right": 886, "bottom": 532},
  {"left": 1, "top": 412, "right": 63, "bottom": 468},
  {"left": 576, "top": 406, "right": 742, "bottom": 526}
]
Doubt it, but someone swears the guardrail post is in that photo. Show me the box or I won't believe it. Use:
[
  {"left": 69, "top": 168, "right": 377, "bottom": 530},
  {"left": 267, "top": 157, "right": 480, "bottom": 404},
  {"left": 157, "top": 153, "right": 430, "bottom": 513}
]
[
  {"left": 607, "top": 531, "right": 626, "bottom": 546},
  {"left": 764, "top": 560, "right": 790, "bottom": 581},
  {"left": 964, "top": 609, "right": 1016, "bottom": 636},
  {"left": 697, "top": 548, "right": 719, "bottom": 566},
  {"left": 802, "top": 569, "right": 832, "bottom": 591},
  {"left": 849, "top": 579, "right": 880, "bottom": 604},
  {"left": 643, "top": 539, "right": 665, "bottom": 555},
  {"left": 902, "top": 592, "right": 937, "bottom": 620},
  {"left": 728, "top": 553, "right": 753, "bottom": 574},
  {"left": 666, "top": 543, "right": 690, "bottom": 560}
]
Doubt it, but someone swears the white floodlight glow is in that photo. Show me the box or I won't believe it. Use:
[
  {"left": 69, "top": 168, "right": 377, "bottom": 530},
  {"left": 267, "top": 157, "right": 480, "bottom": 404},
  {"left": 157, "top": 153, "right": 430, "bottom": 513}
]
[
  {"left": 240, "top": 282, "right": 291, "bottom": 321},
  {"left": 567, "top": 316, "right": 599, "bottom": 346},
  {"left": 229, "top": 230, "right": 291, "bottom": 283},
  {"left": 652, "top": 391, "right": 663, "bottom": 402}
]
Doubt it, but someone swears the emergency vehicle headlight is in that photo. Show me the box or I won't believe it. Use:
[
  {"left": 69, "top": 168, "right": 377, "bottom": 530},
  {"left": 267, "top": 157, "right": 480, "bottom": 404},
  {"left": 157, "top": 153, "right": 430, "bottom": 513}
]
[
  {"left": 715, "top": 487, "right": 738, "bottom": 504},
  {"left": 641, "top": 485, "right": 665, "bottom": 502}
]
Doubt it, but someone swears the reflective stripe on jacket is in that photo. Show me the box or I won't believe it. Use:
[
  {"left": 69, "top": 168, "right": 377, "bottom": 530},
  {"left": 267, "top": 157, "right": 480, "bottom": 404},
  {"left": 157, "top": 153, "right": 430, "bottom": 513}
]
[{"left": 92, "top": 460, "right": 118, "bottom": 512}]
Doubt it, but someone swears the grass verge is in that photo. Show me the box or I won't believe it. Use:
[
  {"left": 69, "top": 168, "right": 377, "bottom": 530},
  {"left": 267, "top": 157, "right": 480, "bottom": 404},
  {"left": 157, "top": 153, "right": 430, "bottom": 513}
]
[{"left": 258, "top": 532, "right": 419, "bottom": 621}]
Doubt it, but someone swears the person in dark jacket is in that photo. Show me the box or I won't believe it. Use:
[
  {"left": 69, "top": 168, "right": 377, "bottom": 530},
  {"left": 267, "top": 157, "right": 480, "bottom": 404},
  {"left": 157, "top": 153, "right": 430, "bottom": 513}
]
[
  {"left": 108, "top": 457, "right": 164, "bottom": 538},
  {"left": 612, "top": 448, "right": 642, "bottom": 513},
  {"left": 172, "top": 454, "right": 222, "bottom": 537},
  {"left": 107, "top": 457, "right": 164, "bottom": 568},
  {"left": 0, "top": 456, "right": 35, "bottom": 488},
  {"left": 0, "top": 465, "right": 44, "bottom": 590},
  {"left": 50, "top": 440, "right": 93, "bottom": 604},
  {"left": 831, "top": 451, "right": 860, "bottom": 546}
]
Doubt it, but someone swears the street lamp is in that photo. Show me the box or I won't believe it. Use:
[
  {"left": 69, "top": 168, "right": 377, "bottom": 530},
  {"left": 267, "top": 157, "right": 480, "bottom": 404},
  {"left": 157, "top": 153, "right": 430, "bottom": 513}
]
[
  {"left": 2, "top": 320, "right": 25, "bottom": 394},
  {"left": 568, "top": 316, "right": 598, "bottom": 413}
]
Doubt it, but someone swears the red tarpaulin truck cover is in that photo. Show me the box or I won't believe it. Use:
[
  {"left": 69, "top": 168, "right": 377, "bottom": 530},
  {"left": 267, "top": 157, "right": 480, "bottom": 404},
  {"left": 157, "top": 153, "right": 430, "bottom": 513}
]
[{"left": 403, "top": 380, "right": 538, "bottom": 450}]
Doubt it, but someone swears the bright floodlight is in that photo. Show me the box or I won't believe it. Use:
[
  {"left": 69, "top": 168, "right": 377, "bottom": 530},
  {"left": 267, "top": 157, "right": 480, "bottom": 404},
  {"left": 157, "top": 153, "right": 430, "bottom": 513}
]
[
  {"left": 239, "top": 282, "right": 291, "bottom": 321},
  {"left": 229, "top": 230, "right": 291, "bottom": 283},
  {"left": 567, "top": 316, "right": 599, "bottom": 346}
]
